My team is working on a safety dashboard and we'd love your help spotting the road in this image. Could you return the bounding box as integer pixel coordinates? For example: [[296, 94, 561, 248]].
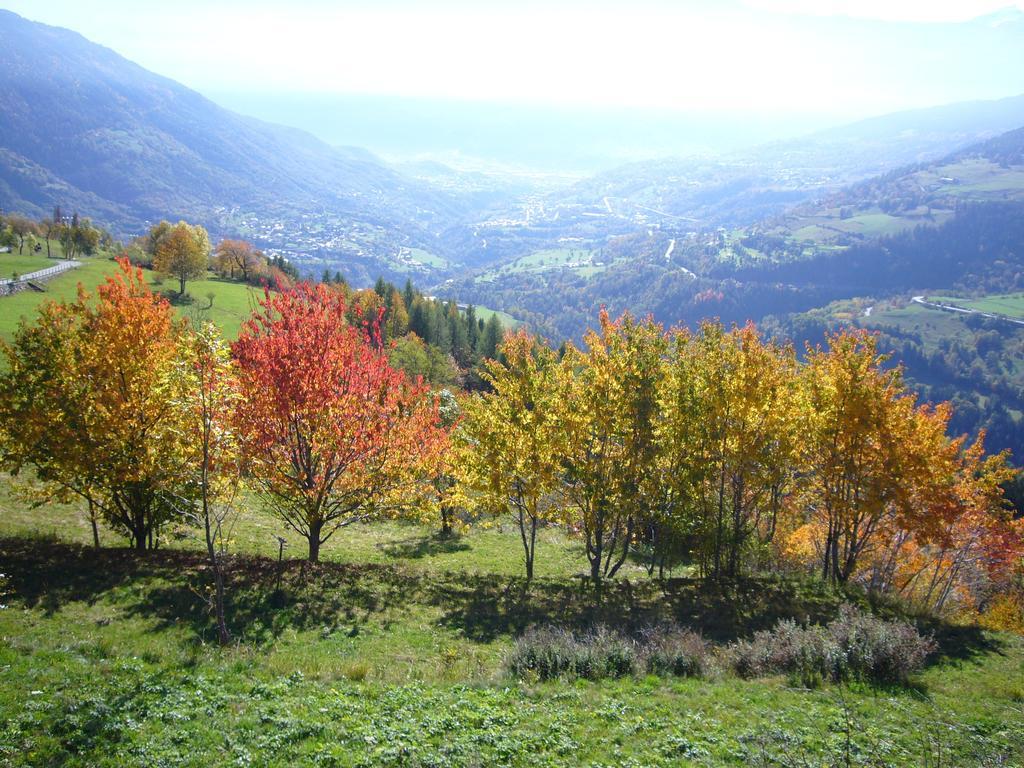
[[663, 238, 676, 263]]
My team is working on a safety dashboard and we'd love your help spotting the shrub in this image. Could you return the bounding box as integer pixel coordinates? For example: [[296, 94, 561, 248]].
[[730, 605, 935, 685], [506, 626, 639, 681], [827, 603, 936, 683], [642, 626, 711, 678]]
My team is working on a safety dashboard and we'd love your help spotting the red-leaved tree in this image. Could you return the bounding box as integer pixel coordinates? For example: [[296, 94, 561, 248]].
[[232, 283, 445, 561]]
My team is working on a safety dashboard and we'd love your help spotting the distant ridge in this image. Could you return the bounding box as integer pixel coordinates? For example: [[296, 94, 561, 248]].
[[0, 9, 460, 238]]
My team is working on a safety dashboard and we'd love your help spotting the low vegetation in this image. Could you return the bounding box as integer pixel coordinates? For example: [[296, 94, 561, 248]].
[[507, 606, 935, 686]]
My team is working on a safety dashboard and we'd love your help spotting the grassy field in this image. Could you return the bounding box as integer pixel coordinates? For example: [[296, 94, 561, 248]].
[[470, 303, 521, 328], [791, 210, 945, 244], [928, 292, 1024, 320], [1, 482, 1022, 766], [0, 251, 54, 279], [478, 248, 601, 282], [0, 256, 265, 344]]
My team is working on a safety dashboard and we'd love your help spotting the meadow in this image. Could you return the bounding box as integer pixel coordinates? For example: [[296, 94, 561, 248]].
[[0, 253, 264, 344], [0, 251, 53, 279], [928, 292, 1024, 321], [478, 248, 602, 282], [2, 251, 1023, 768], [1, 486, 1022, 767]]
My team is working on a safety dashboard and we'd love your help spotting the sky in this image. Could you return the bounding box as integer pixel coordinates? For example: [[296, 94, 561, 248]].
[[4, 0, 1024, 118]]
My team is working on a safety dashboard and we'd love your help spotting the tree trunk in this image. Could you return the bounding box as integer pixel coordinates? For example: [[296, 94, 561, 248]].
[[212, 563, 230, 645], [307, 520, 323, 562], [88, 500, 100, 549], [179, 274, 186, 295]]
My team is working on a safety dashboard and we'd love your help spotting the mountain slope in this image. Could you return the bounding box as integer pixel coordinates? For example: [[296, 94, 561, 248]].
[[0, 10, 463, 253]]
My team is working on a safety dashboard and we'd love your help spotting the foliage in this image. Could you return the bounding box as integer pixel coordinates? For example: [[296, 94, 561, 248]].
[[0, 258, 190, 550], [151, 220, 211, 295], [558, 310, 666, 585], [455, 330, 564, 579], [212, 238, 266, 284], [174, 322, 243, 643], [232, 283, 446, 561]]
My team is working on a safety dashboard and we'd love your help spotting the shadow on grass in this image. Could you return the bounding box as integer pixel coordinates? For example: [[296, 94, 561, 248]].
[[377, 532, 471, 559], [0, 536, 1002, 667]]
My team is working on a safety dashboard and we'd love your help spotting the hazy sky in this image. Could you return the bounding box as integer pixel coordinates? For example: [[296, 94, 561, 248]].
[[4, 0, 1024, 117]]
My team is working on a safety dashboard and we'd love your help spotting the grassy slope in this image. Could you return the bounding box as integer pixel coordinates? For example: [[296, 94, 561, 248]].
[[928, 292, 1024, 320], [1, 487, 1022, 766], [776, 158, 1024, 250], [478, 248, 600, 282], [0, 255, 264, 344], [0, 251, 53, 279]]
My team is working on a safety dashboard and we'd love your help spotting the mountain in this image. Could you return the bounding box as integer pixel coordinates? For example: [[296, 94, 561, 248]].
[[445, 123, 1024, 339], [0, 9, 481, 284], [545, 93, 1024, 229]]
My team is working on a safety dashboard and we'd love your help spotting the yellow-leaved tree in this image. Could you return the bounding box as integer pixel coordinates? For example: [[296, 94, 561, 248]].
[[454, 330, 563, 580], [558, 311, 665, 587], [154, 221, 210, 295]]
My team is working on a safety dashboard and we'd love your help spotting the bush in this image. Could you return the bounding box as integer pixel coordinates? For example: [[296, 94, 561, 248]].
[[828, 603, 936, 683], [730, 604, 935, 686], [508, 625, 711, 681], [642, 626, 711, 678], [507, 626, 639, 681]]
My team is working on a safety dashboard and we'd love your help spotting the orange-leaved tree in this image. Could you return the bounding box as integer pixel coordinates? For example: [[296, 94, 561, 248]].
[[232, 283, 446, 562], [0, 258, 190, 550]]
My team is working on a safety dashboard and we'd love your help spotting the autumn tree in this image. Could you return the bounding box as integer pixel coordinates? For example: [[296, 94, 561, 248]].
[[142, 220, 173, 256], [39, 216, 61, 258], [558, 311, 665, 587], [154, 221, 210, 295], [59, 216, 100, 260], [663, 323, 800, 580], [233, 283, 445, 562], [431, 389, 461, 537], [214, 239, 265, 283], [0, 259, 190, 550], [175, 323, 242, 644], [455, 331, 563, 579], [793, 331, 1006, 584]]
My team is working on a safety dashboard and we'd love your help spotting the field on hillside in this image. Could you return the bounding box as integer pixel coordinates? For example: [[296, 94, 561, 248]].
[[1, 483, 1023, 766], [478, 248, 601, 282], [0, 251, 53, 278], [928, 292, 1024, 320], [0, 255, 264, 344]]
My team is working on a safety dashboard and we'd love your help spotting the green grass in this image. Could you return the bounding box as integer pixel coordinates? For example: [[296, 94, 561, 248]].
[[928, 292, 1024, 320], [0, 256, 264, 344], [155, 274, 264, 340], [406, 248, 449, 269], [478, 248, 599, 282], [1, 480, 1023, 765], [470, 304, 521, 328], [0, 251, 54, 278], [792, 211, 937, 243]]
